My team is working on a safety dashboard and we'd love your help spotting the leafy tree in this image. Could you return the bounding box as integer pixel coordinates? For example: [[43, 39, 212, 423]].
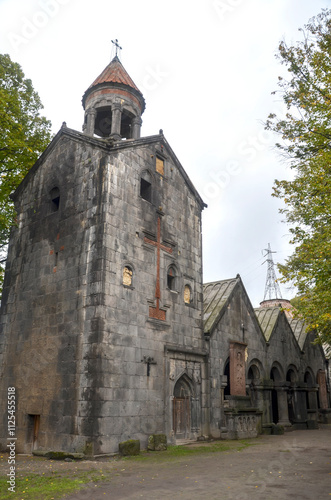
[[265, 9, 331, 345], [0, 54, 52, 293], [289, 296, 302, 311]]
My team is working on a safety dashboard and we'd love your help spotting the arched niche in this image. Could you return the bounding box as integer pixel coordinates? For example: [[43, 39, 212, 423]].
[[247, 359, 264, 383], [270, 363, 284, 383], [286, 365, 298, 383]]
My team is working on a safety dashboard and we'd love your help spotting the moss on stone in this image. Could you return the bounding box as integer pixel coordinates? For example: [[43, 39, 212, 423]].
[[147, 434, 167, 451], [271, 424, 284, 435], [83, 441, 93, 457], [33, 450, 85, 460], [118, 439, 140, 456]]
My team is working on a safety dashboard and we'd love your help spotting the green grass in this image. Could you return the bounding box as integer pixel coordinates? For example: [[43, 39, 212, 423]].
[[0, 470, 111, 500], [125, 439, 254, 461]]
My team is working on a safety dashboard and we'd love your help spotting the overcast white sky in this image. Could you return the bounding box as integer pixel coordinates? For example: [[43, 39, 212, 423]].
[[1, 0, 330, 306]]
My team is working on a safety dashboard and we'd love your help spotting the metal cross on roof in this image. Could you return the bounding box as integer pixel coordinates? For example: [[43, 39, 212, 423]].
[[111, 39, 122, 57]]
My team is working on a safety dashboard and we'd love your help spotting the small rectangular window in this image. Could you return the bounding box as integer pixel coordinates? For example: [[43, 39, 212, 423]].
[[140, 178, 152, 202], [156, 157, 164, 176]]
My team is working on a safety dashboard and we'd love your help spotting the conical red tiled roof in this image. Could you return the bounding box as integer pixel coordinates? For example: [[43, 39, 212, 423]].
[[88, 56, 141, 93]]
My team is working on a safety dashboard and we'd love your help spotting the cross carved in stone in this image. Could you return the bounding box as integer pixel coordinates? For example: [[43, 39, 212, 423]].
[[144, 216, 172, 321], [141, 355, 157, 377]]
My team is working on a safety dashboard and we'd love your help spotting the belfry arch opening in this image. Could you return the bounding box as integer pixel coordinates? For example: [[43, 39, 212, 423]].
[[120, 109, 135, 138], [94, 107, 112, 137], [82, 56, 145, 140], [93, 106, 137, 139]]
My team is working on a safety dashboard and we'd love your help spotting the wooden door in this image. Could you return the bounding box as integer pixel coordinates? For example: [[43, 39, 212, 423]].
[[173, 397, 190, 438]]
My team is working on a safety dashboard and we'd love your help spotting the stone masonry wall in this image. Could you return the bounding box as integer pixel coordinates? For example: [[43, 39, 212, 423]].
[[208, 285, 266, 438], [0, 134, 116, 453], [0, 131, 205, 454], [81, 138, 205, 453]]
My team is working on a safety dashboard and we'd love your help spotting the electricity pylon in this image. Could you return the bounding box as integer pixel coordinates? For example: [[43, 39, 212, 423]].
[[262, 243, 282, 300]]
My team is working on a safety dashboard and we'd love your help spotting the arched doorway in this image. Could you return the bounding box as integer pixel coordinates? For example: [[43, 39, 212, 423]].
[[173, 375, 193, 439]]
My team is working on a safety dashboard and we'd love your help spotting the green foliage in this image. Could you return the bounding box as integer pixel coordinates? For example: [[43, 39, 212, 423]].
[[265, 9, 331, 345], [0, 54, 52, 293], [289, 296, 303, 311]]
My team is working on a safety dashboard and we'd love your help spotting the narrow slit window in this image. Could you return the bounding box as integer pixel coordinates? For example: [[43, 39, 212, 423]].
[[50, 187, 60, 212]]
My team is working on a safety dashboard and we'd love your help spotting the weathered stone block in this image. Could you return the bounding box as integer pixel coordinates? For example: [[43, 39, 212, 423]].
[[147, 433, 167, 451], [318, 409, 331, 424], [262, 424, 273, 435], [271, 424, 284, 435], [118, 439, 140, 456], [307, 419, 318, 429]]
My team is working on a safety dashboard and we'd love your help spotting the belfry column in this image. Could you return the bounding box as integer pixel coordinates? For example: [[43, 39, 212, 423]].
[[110, 103, 122, 140], [132, 116, 142, 139], [85, 108, 97, 136]]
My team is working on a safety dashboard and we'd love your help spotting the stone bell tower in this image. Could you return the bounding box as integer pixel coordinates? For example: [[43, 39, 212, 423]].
[[82, 55, 145, 140], [0, 47, 207, 456]]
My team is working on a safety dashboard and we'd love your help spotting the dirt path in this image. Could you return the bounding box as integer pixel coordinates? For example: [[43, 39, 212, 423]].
[[1, 428, 330, 499], [63, 428, 331, 500]]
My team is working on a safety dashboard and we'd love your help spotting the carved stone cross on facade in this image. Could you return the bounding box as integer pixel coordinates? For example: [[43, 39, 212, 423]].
[[141, 356, 157, 377], [144, 215, 172, 321], [229, 341, 247, 396]]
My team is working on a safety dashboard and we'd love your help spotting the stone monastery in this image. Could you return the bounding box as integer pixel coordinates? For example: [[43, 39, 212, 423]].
[[0, 56, 330, 455]]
